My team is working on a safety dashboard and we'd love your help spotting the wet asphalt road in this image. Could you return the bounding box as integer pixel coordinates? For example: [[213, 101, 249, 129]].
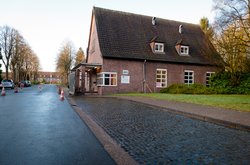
[[0, 85, 115, 165]]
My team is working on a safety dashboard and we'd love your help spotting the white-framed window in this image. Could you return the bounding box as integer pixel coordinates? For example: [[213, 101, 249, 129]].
[[156, 69, 167, 88], [97, 72, 117, 86], [206, 72, 215, 87], [180, 46, 189, 55], [184, 70, 194, 85], [154, 43, 164, 53]]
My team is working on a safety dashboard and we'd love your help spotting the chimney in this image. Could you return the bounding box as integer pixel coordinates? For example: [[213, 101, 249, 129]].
[[179, 24, 183, 34], [152, 17, 156, 26]]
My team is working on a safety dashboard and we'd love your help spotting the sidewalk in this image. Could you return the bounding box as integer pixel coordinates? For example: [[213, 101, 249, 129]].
[[115, 96, 250, 131], [69, 95, 250, 164]]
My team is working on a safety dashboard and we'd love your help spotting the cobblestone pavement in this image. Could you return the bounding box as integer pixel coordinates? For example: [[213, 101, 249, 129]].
[[75, 97, 250, 165]]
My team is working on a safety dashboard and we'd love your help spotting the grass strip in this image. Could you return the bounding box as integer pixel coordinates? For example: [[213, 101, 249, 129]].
[[115, 93, 250, 112]]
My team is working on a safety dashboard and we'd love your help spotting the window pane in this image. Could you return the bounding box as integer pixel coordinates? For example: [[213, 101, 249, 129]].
[[156, 69, 167, 88], [155, 43, 164, 52], [111, 78, 116, 85], [104, 78, 110, 85], [111, 74, 116, 78]]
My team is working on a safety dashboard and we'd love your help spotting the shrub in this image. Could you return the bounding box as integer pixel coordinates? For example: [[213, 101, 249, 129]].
[[160, 84, 215, 94], [210, 72, 250, 94], [160, 72, 250, 94]]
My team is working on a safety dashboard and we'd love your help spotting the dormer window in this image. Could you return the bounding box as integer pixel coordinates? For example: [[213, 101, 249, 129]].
[[180, 46, 189, 55], [154, 43, 164, 53]]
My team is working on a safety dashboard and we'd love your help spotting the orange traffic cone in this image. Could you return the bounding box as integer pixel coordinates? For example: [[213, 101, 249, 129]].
[[1, 87, 6, 96], [60, 89, 64, 101], [20, 83, 24, 90], [14, 86, 18, 93]]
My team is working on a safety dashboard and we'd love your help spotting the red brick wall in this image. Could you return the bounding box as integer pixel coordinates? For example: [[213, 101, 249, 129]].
[[99, 58, 222, 95]]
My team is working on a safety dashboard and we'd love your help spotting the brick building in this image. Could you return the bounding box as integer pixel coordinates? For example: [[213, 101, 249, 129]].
[[37, 71, 62, 84], [71, 7, 223, 95]]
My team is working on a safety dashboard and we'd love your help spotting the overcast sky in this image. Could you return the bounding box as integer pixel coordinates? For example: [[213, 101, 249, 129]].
[[0, 0, 215, 72]]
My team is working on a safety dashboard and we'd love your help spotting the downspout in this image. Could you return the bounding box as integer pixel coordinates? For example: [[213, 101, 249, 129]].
[[143, 59, 146, 93]]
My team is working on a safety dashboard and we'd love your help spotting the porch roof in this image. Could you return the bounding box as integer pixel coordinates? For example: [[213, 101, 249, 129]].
[[71, 63, 102, 71]]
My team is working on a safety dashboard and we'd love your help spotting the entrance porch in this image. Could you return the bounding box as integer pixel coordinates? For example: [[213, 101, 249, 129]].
[[69, 63, 102, 95]]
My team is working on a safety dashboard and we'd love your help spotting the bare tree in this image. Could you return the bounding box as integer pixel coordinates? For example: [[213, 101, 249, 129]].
[[56, 41, 75, 85], [10, 33, 40, 83], [0, 48, 2, 81], [10, 30, 25, 82], [0, 25, 16, 79], [0, 25, 41, 82], [213, 0, 250, 47], [212, 0, 250, 84]]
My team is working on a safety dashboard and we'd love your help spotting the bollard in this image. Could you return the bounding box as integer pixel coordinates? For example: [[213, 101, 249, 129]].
[[38, 85, 42, 92], [14, 86, 18, 93], [1, 87, 6, 96], [60, 89, 64, 101]]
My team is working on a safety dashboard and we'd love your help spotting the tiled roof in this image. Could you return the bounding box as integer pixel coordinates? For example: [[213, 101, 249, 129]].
[[94, 7, 223, 66]]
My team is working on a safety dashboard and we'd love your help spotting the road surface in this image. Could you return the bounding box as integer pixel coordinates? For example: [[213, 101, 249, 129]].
[[0, 84, 115, 165]]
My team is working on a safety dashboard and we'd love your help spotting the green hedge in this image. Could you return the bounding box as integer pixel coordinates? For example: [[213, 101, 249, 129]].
[[210, 72, 250, 94], [160, 72, 250, 94], [160, 84, 216, 94]]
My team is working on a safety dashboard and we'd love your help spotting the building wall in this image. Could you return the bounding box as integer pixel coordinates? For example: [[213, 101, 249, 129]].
[[99, 58, 221, 95], [87, 15, 103, 64], [100, 59, 144, 94]]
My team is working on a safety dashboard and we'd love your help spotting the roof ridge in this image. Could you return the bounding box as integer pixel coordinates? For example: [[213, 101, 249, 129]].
[[93, 6, 200, 27]]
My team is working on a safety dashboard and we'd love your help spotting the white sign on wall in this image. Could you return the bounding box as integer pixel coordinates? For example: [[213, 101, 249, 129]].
[[122, 70, 129, 75], [121, 75, 130, 84]]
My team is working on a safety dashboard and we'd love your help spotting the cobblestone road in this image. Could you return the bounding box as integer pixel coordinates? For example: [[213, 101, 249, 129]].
[[75, 97, 250, 165]]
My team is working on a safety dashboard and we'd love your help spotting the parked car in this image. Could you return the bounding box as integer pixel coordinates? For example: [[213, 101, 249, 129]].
[[1, 79, 15, 89], [19, 80, 32, 87]]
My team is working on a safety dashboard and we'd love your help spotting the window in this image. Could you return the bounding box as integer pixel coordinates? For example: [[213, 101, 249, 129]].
[[97, 72, 117, 86], [156, 69, 167, 88], [154, 43, 164, 53], [184, 70, 194, 85], [206, 72, 215, 87], [180, 46, 189, 55]]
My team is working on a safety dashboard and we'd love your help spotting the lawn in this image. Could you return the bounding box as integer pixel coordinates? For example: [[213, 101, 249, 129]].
[[115, 93, 250, 112]]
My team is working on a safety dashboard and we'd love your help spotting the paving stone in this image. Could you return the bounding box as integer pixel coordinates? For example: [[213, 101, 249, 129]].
[[75, 97, 250, 165]]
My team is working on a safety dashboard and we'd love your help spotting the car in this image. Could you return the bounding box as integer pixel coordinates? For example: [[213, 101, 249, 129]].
[[1, 79, 15, 89], [19, 80, 32, 87]]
